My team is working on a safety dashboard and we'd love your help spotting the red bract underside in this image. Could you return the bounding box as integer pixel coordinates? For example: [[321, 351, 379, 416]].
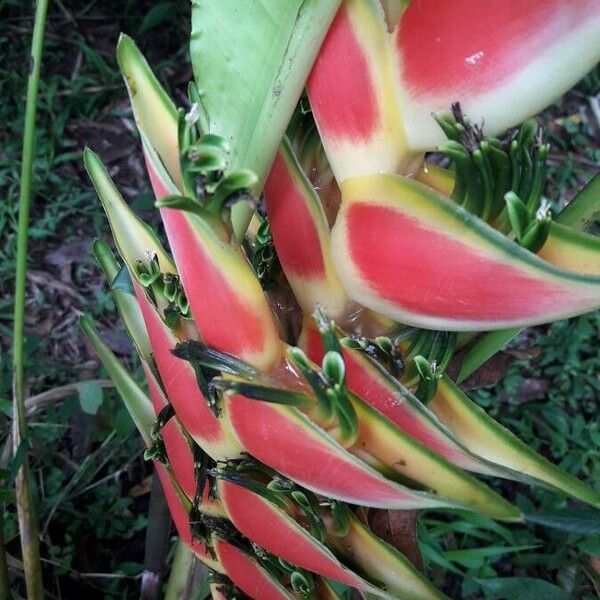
[[265, 151, 326, 277], [214, 539, 292, 600], [346, 202, 564, 321], [302, 325, 477, 469], [220, 480, 362, 587], [399, 0, 592, 97], [155, 465, 215, 565], [145, 365, 197, 499], [226, 394, 429, 507], [144, 153, 279, 367], [135, 283, 226, 447], [307, 5, 378, 139], [161, 208, 268, 357]]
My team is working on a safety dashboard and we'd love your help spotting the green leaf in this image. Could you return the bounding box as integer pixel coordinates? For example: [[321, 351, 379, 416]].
[[111, 265, 135, 296], [0, 397, 11, 417], [420, 541, 464, 576], [475, 577, 574, 600], [75, 40, 112, 78], [558, 171, 600, 231], [524, 508, 600, 534], [577, 537, 600, 556], [138, 3, 175, 34], [458, 328, 521, 383], [117, 561, 145, 575], [442, 545, 538, 569], [76, 381, 104, 415], [190, 0, 341, 240], [80, 315, 155, 444]]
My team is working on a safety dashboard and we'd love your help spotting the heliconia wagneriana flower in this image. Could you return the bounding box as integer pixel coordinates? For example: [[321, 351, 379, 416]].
[[82, 2, 600, 598]]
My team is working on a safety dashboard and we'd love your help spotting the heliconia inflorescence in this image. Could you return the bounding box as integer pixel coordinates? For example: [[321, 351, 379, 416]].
[[82, 2, 600, 598]]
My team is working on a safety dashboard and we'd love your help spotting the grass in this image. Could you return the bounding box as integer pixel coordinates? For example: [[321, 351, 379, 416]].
[[421, 313, 600, 599], [0, 2, 599, 598]]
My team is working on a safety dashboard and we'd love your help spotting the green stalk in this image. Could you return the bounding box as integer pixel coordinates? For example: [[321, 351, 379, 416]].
[[0, 511, 9, 600], [11, 1, 51, 598], [164, 539, 205, 600], [140, 476, 172, 600]]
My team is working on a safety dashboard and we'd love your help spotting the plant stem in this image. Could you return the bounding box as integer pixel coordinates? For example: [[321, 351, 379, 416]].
[[164, 540, 205, 600], [140, 475, 172, 600], [0, 511, 9, 600], [12, 0, 51, 598]]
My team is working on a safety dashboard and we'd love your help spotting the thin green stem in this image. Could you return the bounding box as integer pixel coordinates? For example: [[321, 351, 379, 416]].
[[164, 539, 205, 600], [12, 1, 51, 598], [0, 510, 9, 600]]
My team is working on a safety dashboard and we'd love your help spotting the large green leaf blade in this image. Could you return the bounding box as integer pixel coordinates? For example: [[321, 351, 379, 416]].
[[190, 0, 341, 239]]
